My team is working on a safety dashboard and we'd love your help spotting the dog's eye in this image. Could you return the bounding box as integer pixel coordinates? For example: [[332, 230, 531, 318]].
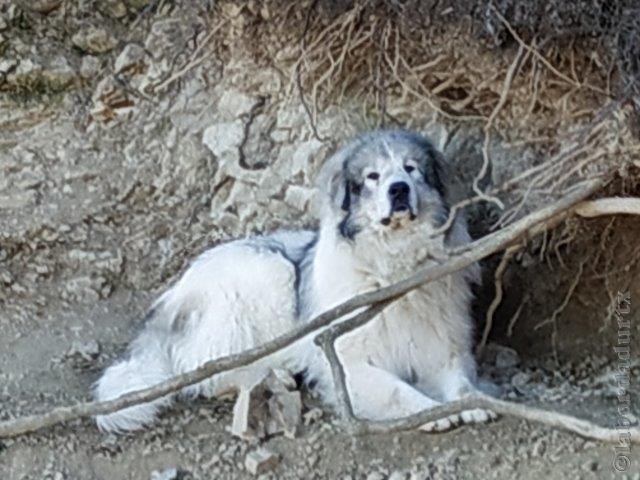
[[351, 183, 361, 195], [366, 172, 380, 181], [404, 165, 416, 174]]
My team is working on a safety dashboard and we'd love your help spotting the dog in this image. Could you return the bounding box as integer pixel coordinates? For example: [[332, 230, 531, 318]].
[[94, 129, 495, 433]]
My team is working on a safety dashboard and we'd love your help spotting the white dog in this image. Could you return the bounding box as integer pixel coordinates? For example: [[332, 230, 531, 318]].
[[94, 130, 495, 433]]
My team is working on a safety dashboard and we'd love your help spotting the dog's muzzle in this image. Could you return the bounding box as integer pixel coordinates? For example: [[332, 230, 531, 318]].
[[381, 181, 416, 226]]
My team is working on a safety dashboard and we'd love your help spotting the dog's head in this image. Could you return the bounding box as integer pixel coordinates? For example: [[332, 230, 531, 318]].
[[316, 130, 448, 239]]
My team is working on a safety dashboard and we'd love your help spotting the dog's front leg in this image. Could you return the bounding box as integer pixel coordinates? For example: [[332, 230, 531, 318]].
[[419, 364, 497, 432], [344, 362, 440, 420]]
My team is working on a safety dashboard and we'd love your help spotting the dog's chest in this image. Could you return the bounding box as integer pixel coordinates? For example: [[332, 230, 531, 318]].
[[308, 236, 472, 380], [312, 253, 458, 344]]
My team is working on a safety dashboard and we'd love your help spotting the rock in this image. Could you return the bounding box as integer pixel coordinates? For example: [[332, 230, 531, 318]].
[[202, 121, 245, 158], [144, 19, 191, 61], [114, 44, 147, 75], [80, 56, 101, 79], [284, 185, 314, 211], [64, 338, 101, 370], [6, 56, 76, 93], [99, 0, 128, 18], [62, 275, 109, 302], [230, 368, 302, 440], [126, 0, 152, 9], [510, 371, 531, 393], [72, 27, 118, 54], [150, 468, 192, 480], [42, 56, 76, 86], [0, 58, 17, 75], [494, 345, 520, 369], [303, 407, 323, 426], [20, 0, 62, 14], [66, 339, 100, 362], [366, 473, 385, 480], [90, 76, 135, 122], [291, 139, 325, 174], [244, 448, 279, 476], [0, 269, 13, 285], [389, 471, 408, 480], [0, 191, 37, 209], [231, 388, 252, 437], [217, 90, 258, 118]]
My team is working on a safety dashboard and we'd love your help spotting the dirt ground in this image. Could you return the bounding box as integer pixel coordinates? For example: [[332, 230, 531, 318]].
[[1, 1, 639, 479]]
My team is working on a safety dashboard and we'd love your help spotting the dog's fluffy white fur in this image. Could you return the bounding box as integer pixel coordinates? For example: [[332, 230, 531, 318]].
[[95, 130, 493, 433]]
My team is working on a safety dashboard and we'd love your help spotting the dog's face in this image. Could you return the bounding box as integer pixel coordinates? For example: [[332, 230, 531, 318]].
[[318, 130, 448, 239]]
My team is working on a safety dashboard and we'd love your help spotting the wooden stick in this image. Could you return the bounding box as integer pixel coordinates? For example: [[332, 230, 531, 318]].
[[0, 177, 604, 439], [352, 392, 640, 443], [575, 197, 640, 217]]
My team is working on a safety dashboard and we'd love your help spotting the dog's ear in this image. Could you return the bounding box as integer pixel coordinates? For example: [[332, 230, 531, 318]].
[[422, 142, 447, 199], [315, 143, 356, 217]]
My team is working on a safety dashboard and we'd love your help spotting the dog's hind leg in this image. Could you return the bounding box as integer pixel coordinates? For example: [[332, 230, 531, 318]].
[[344, 363, 440, 420]]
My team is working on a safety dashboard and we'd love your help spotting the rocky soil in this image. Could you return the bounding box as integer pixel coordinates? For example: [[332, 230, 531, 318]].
[[1, 1, 638, 479]]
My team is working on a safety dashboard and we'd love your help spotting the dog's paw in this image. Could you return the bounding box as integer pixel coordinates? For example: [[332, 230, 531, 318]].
[[459, 408, 497, 424], [419, 413, 461, 432], [419, 408, 497, 433]]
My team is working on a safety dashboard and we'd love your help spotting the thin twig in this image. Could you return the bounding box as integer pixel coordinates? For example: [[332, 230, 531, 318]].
[[473, 44, 526, 210], [490, 6, 607, 96], [507, 294, 528, 337], [477, 244, 520, 355], [314, 299, 396, 421]]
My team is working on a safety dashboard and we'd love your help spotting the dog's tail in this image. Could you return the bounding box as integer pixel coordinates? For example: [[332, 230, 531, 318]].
[[94, 320, 176, 434]]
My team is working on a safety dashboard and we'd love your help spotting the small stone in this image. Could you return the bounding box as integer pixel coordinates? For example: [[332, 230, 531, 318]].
[[244, 448, 279, 476], [510, 371, 531, 392], [72, 27, 118, 54], [0, 269, 13, 285], [303, 407, 323, 426], [67, 339, 100, 360], [114, 43, 147, 75], [366, 473, 385, 480], [531, 438, 546, 457], [23, 0, 62, 14], [0, 58, 17, 74], [80, 56, 101, 79], [581, 460, 598, 472], [126, 0, 152, 9], [100, 0, 128, 18], [35, 264, 49, 275], [389, 471, 408, 480], [217, 90, 257, 118], [495, 346, 520, 369], [6, 56, 76, 92], [284, 185, 314, 211], [150, 467, 180, 480], [202, 121, 245, 157], [230, 368, 302, 440]]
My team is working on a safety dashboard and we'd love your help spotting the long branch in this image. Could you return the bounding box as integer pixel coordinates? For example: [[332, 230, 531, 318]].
[[0, 177, 604, 439], [352, 393, 640, 443]]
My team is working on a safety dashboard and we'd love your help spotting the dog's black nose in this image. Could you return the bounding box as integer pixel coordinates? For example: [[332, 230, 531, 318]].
[[388, 181, 410, 206]]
